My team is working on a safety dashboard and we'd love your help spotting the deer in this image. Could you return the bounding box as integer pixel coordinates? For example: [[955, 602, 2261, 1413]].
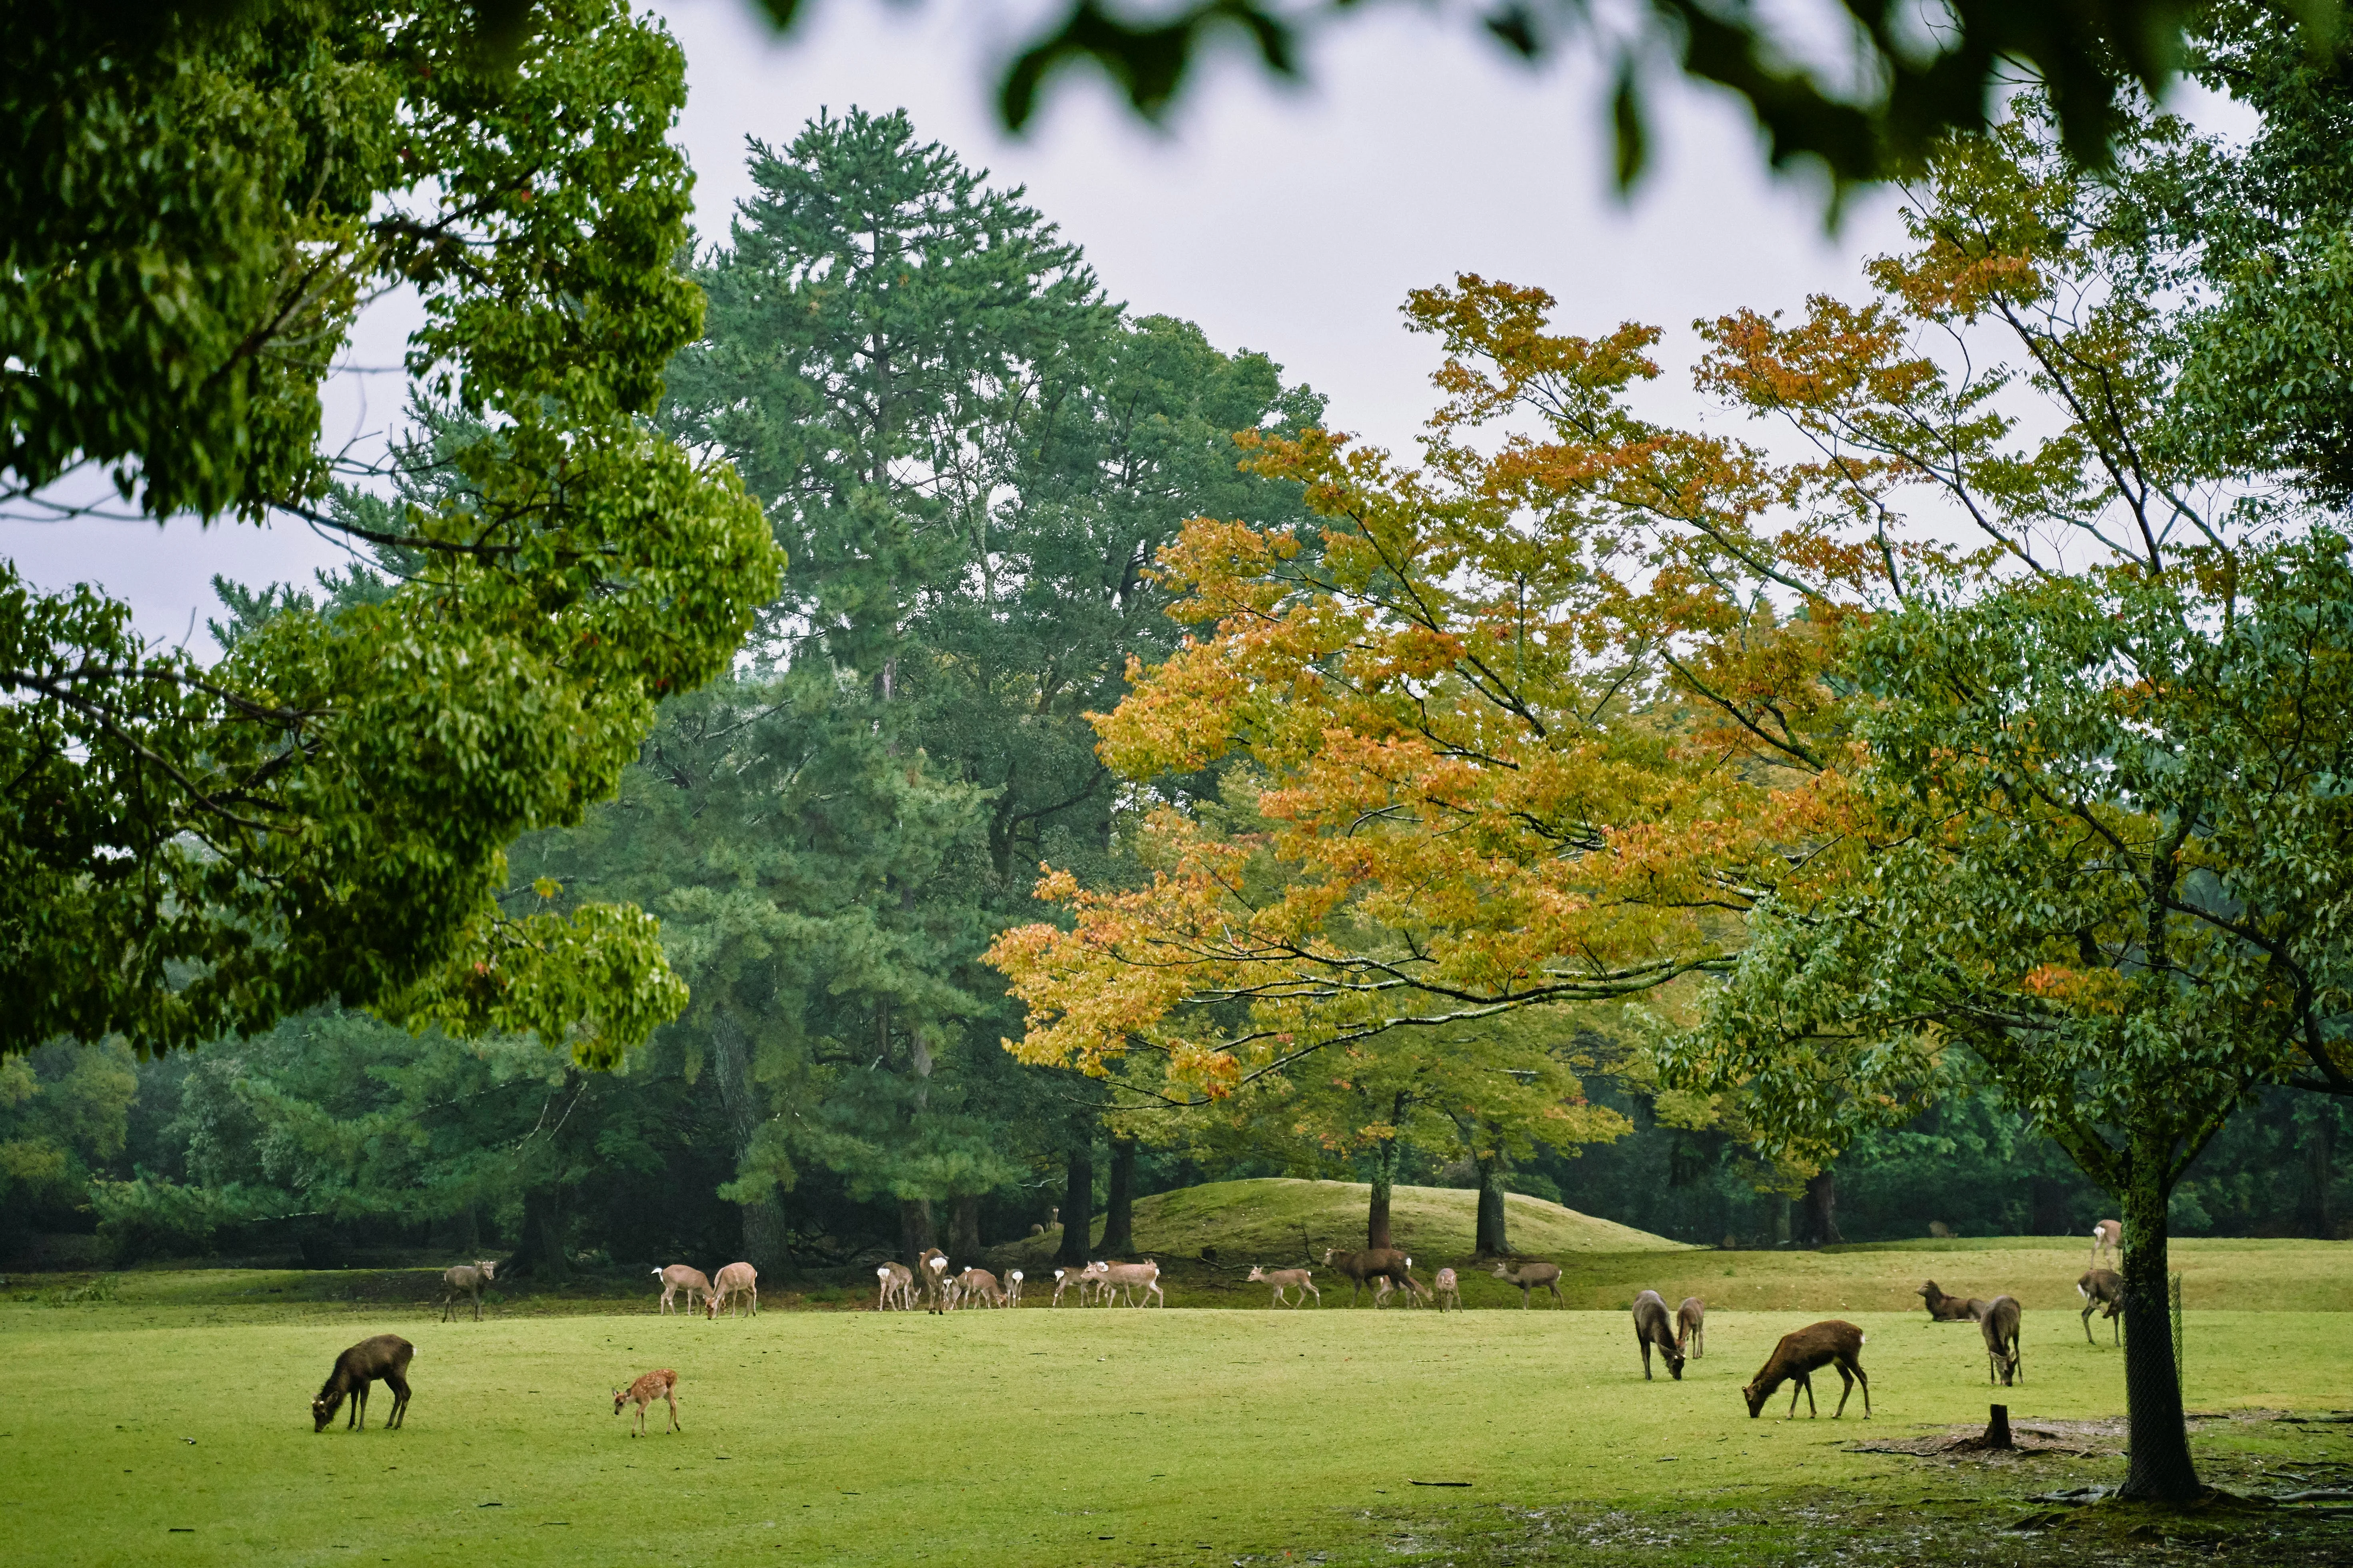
[[705, 1261, 758, 1319], [1633, 1290, 1686, 1380], [2089, 1219, 2123, 1269], [613, 1369, 680, 1436], [1006, 1269, 1024, 1307], [1432, 1267, 1461, 1312], [1743, 1320, 1870, 1420], [919, 1248, 951, 1314], [1916, 1280, 1989, 1322], [1927, 1221, 1955, 1239], [1676, 1296, 1706, 1359], [1981, 1295, 2022, 1386], [2077, 1269, 2125, 1345], [439, 1260, 497, 1322], [1489, 1258, 1564, 1308], [1049, 1263, 1100, 1307], [312, 1334, 414, 1432], [875, 1262, 915, 1311], [957, 1267, 1006, 1307], [1323, 1247, 1415, 1307], [1100, 1260, 1164, 1307], [1247, 1265, 1319, 1308], [653, 1264, 711, 1316]]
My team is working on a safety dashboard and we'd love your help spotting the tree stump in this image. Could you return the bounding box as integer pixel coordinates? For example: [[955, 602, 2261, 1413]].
[[1984, 1403, 2014, 1449]]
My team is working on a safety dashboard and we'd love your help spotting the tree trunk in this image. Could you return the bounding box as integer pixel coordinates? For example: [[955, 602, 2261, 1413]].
[[1367, 1165, 1393, 1251], [1800, 1169, 1842, 1247], [1100, 1137, 1136, 1256], [1474, 1147, 1509, 1257], [1057, 1130, 1095, 1266], [899, 1198, 935, 1265], [709, 1009, 789, 1274], [2299, 1106, 2336, 1239], [949, 1193, 982, 1259], [505, 1186, 570, 1283], [2117, 1158, 2201, 1502]]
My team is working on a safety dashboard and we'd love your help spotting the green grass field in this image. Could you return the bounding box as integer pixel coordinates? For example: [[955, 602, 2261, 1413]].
[[6, 1242, 2352, 1566]]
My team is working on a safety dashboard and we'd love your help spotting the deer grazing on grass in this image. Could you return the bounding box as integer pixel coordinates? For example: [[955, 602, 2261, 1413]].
[[1632, 1290, 1686, 1380], [956, 1267, 1006, 1308], [1916, 1280, 1989, 1322], [919, 1248, 951, 1314], [2089, 1219, 2123, 1269], [1981, 1295, 2022, 1386], [1676, 1297, 1706, 1359], [875, 1262, 915, 1311], [1322, 1247, 1416, 1307], [705, 1261, 758, 1318], [312, 1334, 414, 1432], [1050, 1262, 1101, 1306], [2077, 1269, 2124, 1345], [1490, 1258, 1564, 1308], [1100, 1260, 1164, 1307], [439, 1260, 497, 1322], [653, 1264, 711, 1316], [613, 1369, 680, 1436], [1743, 1321, 1870, 1420], [1248, 1265, 1319, 1308], [1432, 1267, 1461, 1312]]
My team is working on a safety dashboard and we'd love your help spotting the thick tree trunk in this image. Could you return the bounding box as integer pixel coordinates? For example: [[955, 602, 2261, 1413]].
[[2300, 1108, 2336, 1239], [1800, 1170, 1842, 1247], [899, 1198, 936, 1265], [2118, 1160, 2200, 1502], [1100, 1137, 1137, 1256], [948, 1193, 982, 1259], [709, 1009, 788, 1274], [1474, 1149, 1510, 1257], [1057, 1131, 1095, 1266], [505, 1187, 570, 1283], [1367, 1165, 1393, 1251]]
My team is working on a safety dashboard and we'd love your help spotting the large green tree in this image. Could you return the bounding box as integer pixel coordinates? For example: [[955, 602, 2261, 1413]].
[[1, 0, 778, 1061]]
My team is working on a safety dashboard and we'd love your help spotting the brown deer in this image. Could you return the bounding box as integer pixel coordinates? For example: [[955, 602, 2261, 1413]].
[[1323, 1247, 1415, 1307], [956, 1267, 1006, 1308], [1742, 1320, 1870, 1420], [1432, 1267, 1461, 1312], [1100, 1260, 1165, 1307], [1676, 1296, 1706, 1359], [2077, 1269, 2124, 1345], [1916, 1280, 1989, 1322], [312, 1334, 414, 1432], [613, 1369, 680, 1436], [2089, 1219, 2123, 1269], [1633, 1290, 1686, 1380], [705, 1261, 758, 1318], [1247, 1265, 1319, 1308], [875, 1262, 915, 1311], [1980, 1295, 2022, 1386], [1489, 1258, 1564, 1308], [439, 1260, 497, 1322], [652, 1264, 710, 1315], [919, 1248, 951, 1314], [1006, 1269, 1025, 1307]]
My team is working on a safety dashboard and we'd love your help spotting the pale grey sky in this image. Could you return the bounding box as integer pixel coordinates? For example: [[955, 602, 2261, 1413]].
[[5, 0, 1920, 647]]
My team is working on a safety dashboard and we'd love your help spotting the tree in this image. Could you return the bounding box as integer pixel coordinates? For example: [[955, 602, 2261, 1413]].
[[1, 0, 779, 1061]]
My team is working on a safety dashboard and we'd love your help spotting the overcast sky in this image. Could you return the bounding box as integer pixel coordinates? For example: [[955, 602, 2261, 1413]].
[[5, 0, 1922, 649]]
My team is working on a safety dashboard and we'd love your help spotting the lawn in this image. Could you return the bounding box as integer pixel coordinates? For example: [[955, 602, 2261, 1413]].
[[6, 1268, 2351, 1566]]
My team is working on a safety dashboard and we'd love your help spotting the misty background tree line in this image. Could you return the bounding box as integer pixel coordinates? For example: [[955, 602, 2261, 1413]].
[[6, 103, 2349, 1282]]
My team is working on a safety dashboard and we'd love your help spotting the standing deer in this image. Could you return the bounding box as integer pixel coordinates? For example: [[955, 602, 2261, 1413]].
[[1431, 1267, 1461, 1312], [919, 1249, 951, 1314], [312, 1334, 414, 1432], [439, 1260, 497, 1322], [1916, 1280, 1989, 1322], [1676, 1296, 1706, 1359], [1006, 1269, 1025, 1307], [875, 1262, 915, 1311], [1743, 1320, 1870, 1420], [1981, 1295, 2022, 1386], [613, 1369, 680, 1436], [1633, 1290, 1686, 1380], [2077, 1269, 2124, 1345], [1100, 1260, 1164, 1307], [1247, 1265, 1319, 1308], [705, 1261, 758, 1318], [1323, 1247, 1415, 1307], [653, 1265, 710, 1316], [2089, 1219, 2123, 1269], [1490, 1258, 1564, 1308], [1050, 1263, 1100, 1307], [957, 1267, 1006, 1307]]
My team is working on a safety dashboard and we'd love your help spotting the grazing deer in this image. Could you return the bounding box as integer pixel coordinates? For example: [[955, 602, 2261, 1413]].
[[875, 1262, 915, 1311], [653, 1264, 710, 1316], [1916, 1280, 1989, 1322], [2090, 1219, 2123, 1269], [919, 1248, 951, 1314], [957, 1267, 1006, 1307], [312, 1334, 414, 1432], [1743, 1320, 1870, 1420], [1006, 1269, 1024, 1307], [1676, 1296, 1706, 1359], [1632, 1290, 1686, 1380], [1489, 1258, 1564, 1309], [439, 1260, 497, 1322], [2077, 1269, 2125, 1345], [1323, 1247, 1415, 1307], [705, 1261, 758, 1319], [1247, 1265, 1319, 1308], [1927, 1221, 1955, 1239], [1049, 1263, 1100, 1307], [1981, 1295, 2022, 1386], [1432, 1267, 1461, 1312], [1100, 1260, 1164, 1307], [613, 1369, 680, 1436]]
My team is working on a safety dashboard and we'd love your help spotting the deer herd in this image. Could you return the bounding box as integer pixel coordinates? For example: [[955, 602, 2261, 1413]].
[[309, 1215, 2136, 1438]]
